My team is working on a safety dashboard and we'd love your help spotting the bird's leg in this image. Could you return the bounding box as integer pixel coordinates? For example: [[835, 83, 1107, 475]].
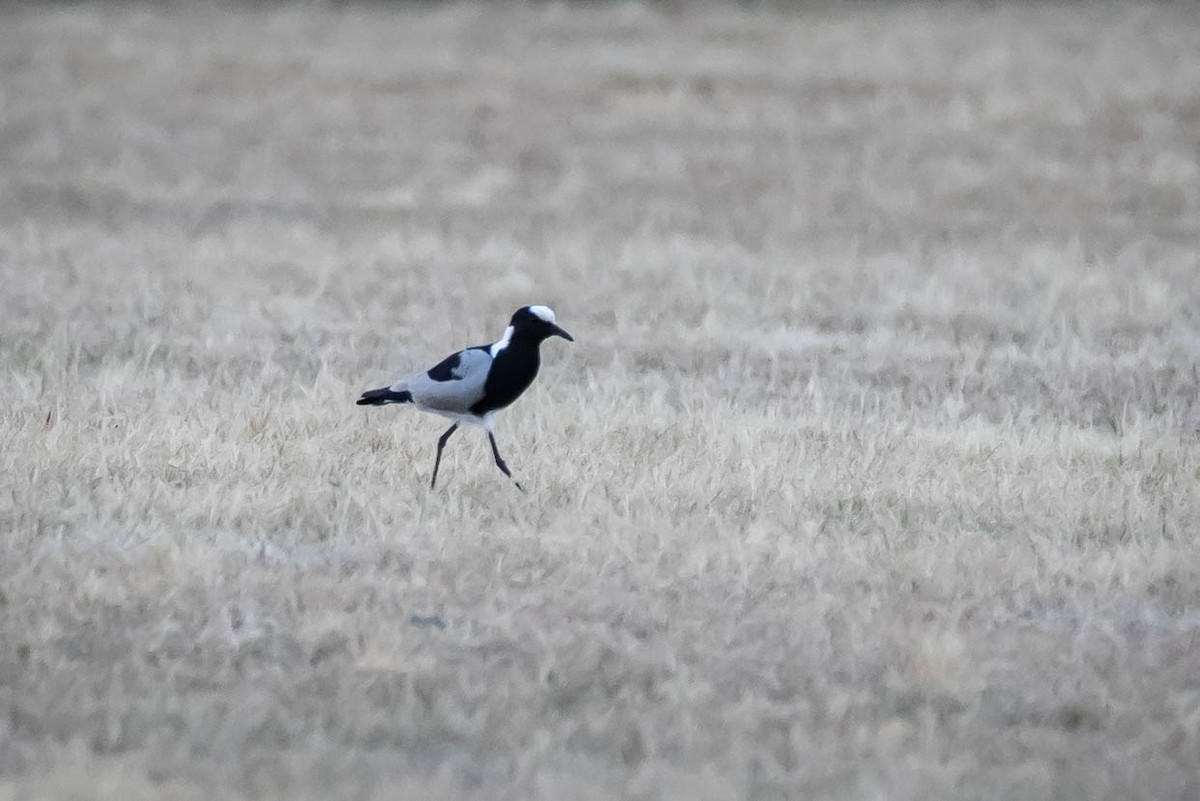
[[431, 423, 458, 489], [488, 432, 524, 492]]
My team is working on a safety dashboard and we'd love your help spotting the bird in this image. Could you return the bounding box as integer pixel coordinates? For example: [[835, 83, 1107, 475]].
[[356, 305, 574, 490]]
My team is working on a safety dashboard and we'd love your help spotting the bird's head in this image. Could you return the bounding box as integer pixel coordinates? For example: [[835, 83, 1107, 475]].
[[511, 305, 574, 342]]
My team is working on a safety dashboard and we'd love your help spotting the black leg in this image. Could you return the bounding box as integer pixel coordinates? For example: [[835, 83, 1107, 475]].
[[431, 424, 458, 489], [488, 432, 524, 492]]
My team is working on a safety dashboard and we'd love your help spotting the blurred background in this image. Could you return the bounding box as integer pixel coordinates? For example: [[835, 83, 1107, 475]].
[[4, 2, 1198, 423], [2, 3, 1199, 800]]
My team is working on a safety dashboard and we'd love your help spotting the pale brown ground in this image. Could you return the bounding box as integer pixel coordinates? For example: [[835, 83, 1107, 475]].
[[2, 3, 1199, 799]]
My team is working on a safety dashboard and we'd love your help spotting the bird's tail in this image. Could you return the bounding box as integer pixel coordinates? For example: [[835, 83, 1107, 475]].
[[356, 387, 413, 406]]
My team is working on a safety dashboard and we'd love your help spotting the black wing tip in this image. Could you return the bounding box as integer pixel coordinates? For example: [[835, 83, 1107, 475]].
[[357, 388, 412, 406]]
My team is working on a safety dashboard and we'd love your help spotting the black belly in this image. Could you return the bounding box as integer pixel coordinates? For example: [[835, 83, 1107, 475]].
[[470, 347, 540, 414]]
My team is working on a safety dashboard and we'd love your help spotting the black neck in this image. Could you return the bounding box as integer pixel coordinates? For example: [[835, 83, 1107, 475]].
[[509, 327, 546, 347], [470, 335, 543, 414]]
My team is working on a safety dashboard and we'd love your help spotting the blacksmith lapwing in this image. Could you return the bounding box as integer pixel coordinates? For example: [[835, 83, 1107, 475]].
[[357, 305, 573, 490]]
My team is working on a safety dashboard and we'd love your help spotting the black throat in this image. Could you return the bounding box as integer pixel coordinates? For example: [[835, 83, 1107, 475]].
[[470, 330, 543, 415]]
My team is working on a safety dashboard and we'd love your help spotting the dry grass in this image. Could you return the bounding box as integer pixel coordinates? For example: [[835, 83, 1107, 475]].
[[2, 2, 1200, 799]]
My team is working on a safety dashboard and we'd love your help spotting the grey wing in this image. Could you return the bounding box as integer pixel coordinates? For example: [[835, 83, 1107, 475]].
[[391, 348, 491, 413]]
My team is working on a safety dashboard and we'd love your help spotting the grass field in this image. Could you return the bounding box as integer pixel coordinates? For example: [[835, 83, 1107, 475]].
[[2, 2, 1200, 799]]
